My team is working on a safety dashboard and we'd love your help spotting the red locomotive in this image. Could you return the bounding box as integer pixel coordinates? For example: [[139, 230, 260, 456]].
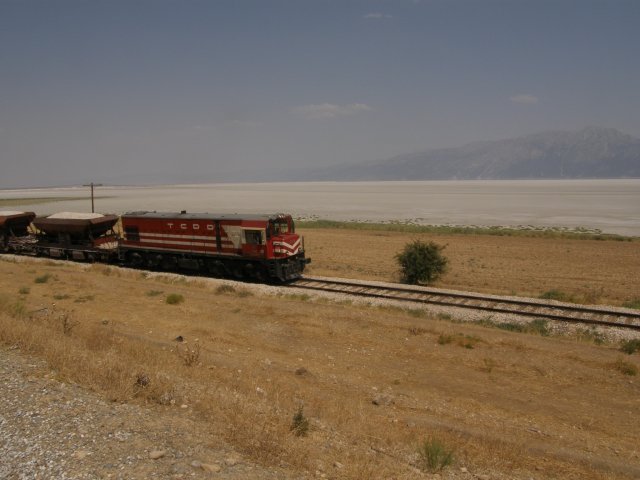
[[0, 210, 309, 282], [120, 211, 307, 281]]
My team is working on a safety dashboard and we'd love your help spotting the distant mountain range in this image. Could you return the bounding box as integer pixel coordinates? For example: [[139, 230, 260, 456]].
[[295, 126, 640, 181]]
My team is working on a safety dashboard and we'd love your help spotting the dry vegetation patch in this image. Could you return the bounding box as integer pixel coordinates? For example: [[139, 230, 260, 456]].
[[1, 257, 640, 479]]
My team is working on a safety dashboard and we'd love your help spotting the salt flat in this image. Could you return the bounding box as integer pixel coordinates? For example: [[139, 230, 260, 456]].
[[2, 179, 639, 235]]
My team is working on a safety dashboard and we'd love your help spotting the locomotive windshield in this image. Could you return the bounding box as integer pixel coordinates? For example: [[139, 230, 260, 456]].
[[271, 217, 294, 235]]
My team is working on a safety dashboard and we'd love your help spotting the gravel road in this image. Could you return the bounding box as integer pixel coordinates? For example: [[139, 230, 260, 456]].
[[0, 346, 298, 480]]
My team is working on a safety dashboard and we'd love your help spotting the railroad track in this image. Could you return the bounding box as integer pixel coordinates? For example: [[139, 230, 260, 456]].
[[289, 277, 640, 331]]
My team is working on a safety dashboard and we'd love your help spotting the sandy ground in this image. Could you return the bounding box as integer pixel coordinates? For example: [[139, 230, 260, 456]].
[[1, 248, 639, 479]]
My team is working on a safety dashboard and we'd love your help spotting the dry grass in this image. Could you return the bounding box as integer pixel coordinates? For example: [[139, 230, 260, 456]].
[[1, 256, 640, 479]]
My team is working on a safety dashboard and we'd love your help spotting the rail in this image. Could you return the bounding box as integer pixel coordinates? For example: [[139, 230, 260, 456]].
[[289, 277, 640, 331]]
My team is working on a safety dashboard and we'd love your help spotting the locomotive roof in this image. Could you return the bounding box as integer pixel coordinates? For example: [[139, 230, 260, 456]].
[[122, 211, 291, 222]]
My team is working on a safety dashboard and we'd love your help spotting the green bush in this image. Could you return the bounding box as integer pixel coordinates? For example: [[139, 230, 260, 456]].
[[478, 318, 550, 337], [290, 406, 310, 437], [539, 289, 573, 302], [165, 293, 185, 305], [34, 273, 52, 284], [396, 240, 448, 284], [622, 298, 640, 309], [613, 358, 638, 376], [620, 339, 640, 355], [416, 437, 454, 472]]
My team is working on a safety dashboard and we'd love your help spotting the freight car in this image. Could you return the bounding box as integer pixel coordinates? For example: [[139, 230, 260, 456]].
[[0, 210, 308, 282], [31, 212, 120, 262], [0, 211, 36, 252]]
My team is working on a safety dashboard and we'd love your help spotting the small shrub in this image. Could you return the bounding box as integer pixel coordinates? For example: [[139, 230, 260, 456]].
[[237, 289, 253, 298], [216, 284, 236, 294], [18, 287, 30, 295], [620, 339, 640, 355], [495, 322, 525, 333], [622, 298, 640, 310], [539, 289, 573, 302], [60, 312, 78, 335], [5, 299, 28, 318], [166, 293, 184, 305], [526, 319, 550, 336], [176, 342, 200, 367], [408, 326, 427, 336], [457, 334, 480, 349], [438, 333, 480, 349], [290, 406, 310, 437], [479, 318, 549, 336], [576, 328, 606, 345], [34, 273, 52, 284], [612, 358, 638, 376], [53, 294, 71, 300], [285, 293, 311, 302], [74, 295, 95, 303], [135, 372, 150, 388], [146, 290, 163, 297], [416, 437, 454, 472], [396, 240, 448, 285]]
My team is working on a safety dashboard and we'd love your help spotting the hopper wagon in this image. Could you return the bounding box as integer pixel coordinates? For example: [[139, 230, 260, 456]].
[[31, 212, 119, 262], [0, 211, 36, 252]]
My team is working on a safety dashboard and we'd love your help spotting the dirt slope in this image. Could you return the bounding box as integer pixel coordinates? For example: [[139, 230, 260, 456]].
[[1, 254, 639, 479]]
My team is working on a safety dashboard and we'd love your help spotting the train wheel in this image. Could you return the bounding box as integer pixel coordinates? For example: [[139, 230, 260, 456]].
[[252, 264, 267, 282], [162, 256, 178, 271], [256, 268, 267, 282], [207, 261, 224, 278], [231, 263, 244, 279], [127, 252, 144, 267]]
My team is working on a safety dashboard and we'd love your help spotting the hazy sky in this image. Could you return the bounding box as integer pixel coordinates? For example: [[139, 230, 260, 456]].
[[1, 0, 639, 188]]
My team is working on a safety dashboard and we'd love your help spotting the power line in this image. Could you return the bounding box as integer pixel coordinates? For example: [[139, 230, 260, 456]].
[[82, 182, 103, 213]]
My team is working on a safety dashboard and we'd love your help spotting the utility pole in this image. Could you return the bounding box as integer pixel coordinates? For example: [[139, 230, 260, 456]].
[[82, 182, 103, 213]]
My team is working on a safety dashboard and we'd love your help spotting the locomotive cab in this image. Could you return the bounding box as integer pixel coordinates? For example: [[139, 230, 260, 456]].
[[268, 214, 301, 257], [265, 214, 309, 280]]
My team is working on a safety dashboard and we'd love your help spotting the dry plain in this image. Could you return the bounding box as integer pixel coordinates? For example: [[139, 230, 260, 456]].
[[1, 229, 640, 479], [299, 228, 640, 306]]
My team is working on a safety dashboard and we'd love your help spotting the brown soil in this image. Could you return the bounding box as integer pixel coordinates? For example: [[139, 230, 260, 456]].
[[301, 229, 640, 305], [1, 252, 639, 479]]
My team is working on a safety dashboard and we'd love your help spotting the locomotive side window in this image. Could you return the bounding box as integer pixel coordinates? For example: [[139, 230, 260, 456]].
[[124, 226, 140, 242], [244, 230, 263, 245]]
